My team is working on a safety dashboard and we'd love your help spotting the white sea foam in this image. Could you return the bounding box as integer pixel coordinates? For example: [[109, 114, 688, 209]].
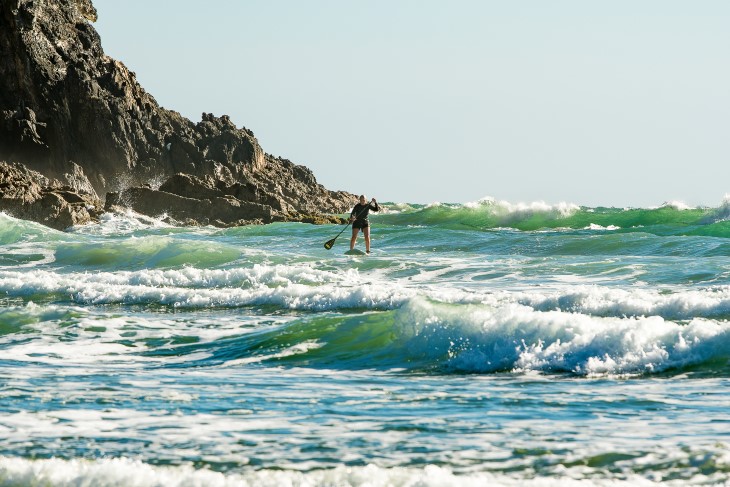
[[584, 223, 620, 231], [0, 264, 412, 310], [3, 258, 730, 376], [381, 202, 418, 213], [3, 263, 730, 320], [464, 196, 580, 217], [70, 208, 179, 236], [396, 298, 730, 375], [4, 287, 729, 376], [0, 456, 724, 487], [0, 301, 292, 367], [511, 285, 730, 320], [711, 195, 730, 222], [659, 200, 695, 211]]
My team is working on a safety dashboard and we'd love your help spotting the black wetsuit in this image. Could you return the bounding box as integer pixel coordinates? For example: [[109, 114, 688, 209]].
[[351, 201, 380, 229]]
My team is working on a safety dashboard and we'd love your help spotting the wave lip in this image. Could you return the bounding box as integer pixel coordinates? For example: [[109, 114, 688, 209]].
[[388, 298, 730, 376]]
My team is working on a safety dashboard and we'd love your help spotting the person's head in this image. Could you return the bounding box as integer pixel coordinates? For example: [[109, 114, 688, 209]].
[[359, 195, 367, 204]]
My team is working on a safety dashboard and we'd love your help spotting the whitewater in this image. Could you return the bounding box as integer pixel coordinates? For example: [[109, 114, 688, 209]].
[[1, 197, 730, 486]]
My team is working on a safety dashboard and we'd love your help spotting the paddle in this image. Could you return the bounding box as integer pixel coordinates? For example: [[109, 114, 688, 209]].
[[324, 202, 373, 250]]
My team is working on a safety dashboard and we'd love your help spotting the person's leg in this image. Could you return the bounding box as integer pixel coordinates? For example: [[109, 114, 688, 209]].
[[364, 226, 371, 253], [350, 227, 359, 250]]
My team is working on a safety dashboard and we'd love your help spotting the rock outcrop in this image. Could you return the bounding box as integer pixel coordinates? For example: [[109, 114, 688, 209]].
[[0, 161, 102, 230], [0, 0, 354, 229]]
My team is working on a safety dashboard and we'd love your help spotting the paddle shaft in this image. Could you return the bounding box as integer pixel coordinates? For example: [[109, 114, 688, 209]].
[[324, 200, 375, 249], [332, 220, 354, 240]]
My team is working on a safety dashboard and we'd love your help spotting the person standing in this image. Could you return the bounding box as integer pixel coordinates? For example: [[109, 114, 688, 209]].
[[350, 195, 380, 253]]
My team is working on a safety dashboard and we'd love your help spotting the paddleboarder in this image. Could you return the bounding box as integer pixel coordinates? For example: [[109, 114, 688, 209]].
[[350, 195, 380, 253]]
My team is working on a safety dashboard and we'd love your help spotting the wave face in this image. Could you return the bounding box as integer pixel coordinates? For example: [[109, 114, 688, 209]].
[[2, 200, 730, 485], [378, 197, 730, 236]]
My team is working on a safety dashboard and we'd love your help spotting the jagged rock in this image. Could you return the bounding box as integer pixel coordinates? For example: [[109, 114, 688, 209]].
[[158, 173, 224, 201], [272, 213, 348, 225], [105, 187, 275, 226], [123, 165, 356, 225], [0, 0, 354, 231], [73, 0, 97, 22], [64, 161, 97, 197], [0, 161, 102, 229]]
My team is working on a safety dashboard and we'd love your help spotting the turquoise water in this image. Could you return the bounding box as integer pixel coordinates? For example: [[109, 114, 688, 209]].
[[1, 198, 730, 486]]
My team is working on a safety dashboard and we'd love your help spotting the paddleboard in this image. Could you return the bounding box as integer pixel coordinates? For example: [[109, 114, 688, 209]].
[[344, 249, 367, 256]]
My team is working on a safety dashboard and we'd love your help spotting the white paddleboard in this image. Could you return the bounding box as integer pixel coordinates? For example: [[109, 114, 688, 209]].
[[344, 249, 367, 256]]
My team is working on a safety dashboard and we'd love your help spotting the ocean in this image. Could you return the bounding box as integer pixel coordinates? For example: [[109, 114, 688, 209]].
[[1, 197, 730, 486]]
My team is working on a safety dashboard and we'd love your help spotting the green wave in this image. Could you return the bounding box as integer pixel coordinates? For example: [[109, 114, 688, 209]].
[[377, 201, 730, 236], [52, 236, 242, 270], [0, 304, 85, 337], [0, 212, 66, 245], [143, 299, 730, 377]]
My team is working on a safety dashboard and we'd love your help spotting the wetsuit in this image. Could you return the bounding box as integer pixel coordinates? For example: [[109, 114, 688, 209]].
[[351, 201, 380, 229]]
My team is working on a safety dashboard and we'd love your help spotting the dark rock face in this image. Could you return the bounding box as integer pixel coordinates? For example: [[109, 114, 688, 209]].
[[0, 0, 354, 228]]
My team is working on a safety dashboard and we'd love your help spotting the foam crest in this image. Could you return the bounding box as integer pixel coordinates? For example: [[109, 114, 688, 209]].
[[513, 285, 730, 320], [71, 208, 177, 236], [464, 196, 580, 217], [584, 223, 620, 231], [0, 265, 412, 310], [5, 262, 730, 320], [711, 195, 730, 223], [660, 200, 695, 211], [396, 299, 730, 375], [380, 202, 419, 213], [0, 456, 720, 487]]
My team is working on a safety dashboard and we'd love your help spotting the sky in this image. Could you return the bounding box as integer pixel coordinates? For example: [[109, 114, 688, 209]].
[[93, 1, 729, 207]]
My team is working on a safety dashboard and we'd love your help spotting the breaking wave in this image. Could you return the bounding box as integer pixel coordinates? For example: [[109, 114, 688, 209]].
[[376, 197, 730, 236]]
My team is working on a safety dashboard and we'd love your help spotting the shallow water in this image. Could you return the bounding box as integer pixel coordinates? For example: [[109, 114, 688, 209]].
[[1, 199, 730, 486]]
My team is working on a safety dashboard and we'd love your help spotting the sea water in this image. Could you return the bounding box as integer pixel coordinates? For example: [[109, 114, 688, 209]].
[[1, 197, 730, 486]]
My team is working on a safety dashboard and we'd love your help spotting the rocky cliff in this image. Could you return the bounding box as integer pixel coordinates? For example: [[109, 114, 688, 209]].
[[0, 0, 353, 228]]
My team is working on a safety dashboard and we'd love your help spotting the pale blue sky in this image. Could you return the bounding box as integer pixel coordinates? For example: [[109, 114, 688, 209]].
[[94, 1, 729, 207]]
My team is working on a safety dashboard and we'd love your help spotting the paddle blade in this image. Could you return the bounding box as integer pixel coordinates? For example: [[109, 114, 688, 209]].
[[324, 237, 336, 250]]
